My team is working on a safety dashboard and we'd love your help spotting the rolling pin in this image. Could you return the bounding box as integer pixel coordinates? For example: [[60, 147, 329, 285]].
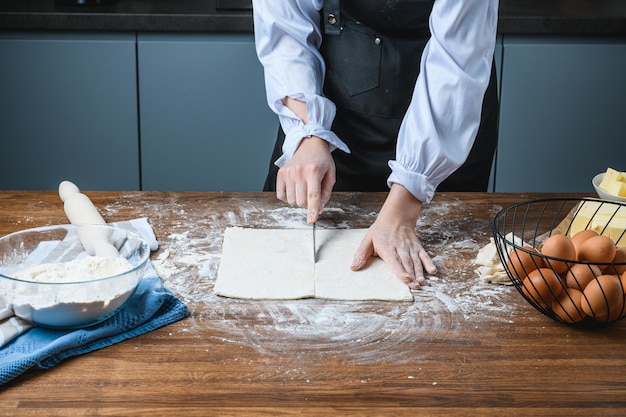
[[58, 180, 119, 257]]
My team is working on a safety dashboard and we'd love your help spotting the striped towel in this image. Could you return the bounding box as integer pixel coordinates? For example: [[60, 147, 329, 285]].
[[0, 302, 33, 347]]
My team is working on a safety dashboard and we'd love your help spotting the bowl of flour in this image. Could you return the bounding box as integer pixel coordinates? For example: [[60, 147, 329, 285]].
[[0, 224, 149, 329]]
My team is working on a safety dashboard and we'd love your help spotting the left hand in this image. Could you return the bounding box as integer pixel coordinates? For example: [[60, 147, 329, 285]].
[[350, 184, 437, 289]]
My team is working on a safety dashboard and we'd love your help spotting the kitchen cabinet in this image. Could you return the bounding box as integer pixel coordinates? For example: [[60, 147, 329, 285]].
[[495, 36, 626, 192], [0, 31, 277, 192], [0, 32, 139, 190], [137, 33, 278, 191], [2, 30, 624, 194]]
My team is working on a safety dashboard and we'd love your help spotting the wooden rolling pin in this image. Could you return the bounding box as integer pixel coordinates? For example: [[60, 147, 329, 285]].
[[58, 180, 119, 257]]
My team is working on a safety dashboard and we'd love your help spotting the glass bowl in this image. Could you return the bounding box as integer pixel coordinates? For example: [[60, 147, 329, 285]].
[[0, 224, 149, 329]]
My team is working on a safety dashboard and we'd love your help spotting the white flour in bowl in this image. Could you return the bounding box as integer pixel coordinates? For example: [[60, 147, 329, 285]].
[[10, 256, 132, 284], [2, 256, 138, 328]]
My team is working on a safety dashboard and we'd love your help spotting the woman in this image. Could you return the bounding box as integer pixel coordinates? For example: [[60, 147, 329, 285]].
[[253, 0, 499, 289]]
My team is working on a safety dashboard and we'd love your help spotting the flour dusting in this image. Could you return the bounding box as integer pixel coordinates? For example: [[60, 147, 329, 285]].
[[104, 195, 525, 365]]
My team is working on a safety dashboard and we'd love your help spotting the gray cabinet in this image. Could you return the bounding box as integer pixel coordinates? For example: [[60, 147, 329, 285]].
[[137, 33, 278, 191], [0, 31, 277, 192], [495, 36, 626, 192], [2, 31, 624, 193], [0, 32, 139, 190]]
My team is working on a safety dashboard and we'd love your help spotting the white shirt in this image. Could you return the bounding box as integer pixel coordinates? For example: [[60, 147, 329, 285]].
[[252, 0, 498, 204]]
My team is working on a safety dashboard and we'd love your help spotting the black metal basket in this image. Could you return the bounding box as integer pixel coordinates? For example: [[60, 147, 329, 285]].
[[493, 198, 626, 328]]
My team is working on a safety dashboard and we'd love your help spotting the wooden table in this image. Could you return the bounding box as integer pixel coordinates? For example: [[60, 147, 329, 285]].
[[1, 191, 624, 416]]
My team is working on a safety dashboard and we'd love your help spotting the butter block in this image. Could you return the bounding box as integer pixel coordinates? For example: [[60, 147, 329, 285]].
[[568, 201, 626, 247], [603, 167, 626, 182], [600, 179, 626, 198]]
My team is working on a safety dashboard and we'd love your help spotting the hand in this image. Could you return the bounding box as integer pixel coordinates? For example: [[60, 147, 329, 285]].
[[351, 184, 437, 289], [276, 136, 335, 224]]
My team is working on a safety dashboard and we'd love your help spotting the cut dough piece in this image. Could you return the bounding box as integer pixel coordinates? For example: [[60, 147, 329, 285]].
[[314, 229, 413, 301], [213, 227, 413, 302], [214, 228, 314, 299]]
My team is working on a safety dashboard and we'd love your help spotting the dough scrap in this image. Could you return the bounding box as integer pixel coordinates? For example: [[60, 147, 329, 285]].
[[214, 227, 413, 302], [474, 233, 529, 285]]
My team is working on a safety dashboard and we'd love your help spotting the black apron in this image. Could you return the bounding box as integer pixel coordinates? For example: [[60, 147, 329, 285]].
[[263, 0, 499, 193]]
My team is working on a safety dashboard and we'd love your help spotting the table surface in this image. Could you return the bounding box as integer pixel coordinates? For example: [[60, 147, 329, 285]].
[[1, 191, 625, 416]]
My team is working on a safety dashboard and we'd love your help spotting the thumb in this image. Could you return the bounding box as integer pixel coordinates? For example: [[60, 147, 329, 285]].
[[351, 233, 375, 271]]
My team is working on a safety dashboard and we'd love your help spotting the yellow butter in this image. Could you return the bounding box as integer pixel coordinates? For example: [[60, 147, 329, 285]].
[[568, 201, 626, 247], [600, 179, 626, 197], [602, 167, 626, 182]]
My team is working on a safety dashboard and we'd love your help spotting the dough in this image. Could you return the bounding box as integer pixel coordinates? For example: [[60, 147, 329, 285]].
[[214, 228, 315, 299], [474, 237, 511, 285], [214, 227, 413, 302], [474, 232, 529, 285], [313, 229, 413, 301]]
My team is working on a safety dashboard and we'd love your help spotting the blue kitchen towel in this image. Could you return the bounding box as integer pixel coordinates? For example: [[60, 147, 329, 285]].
[[0, 263, 189, 385]]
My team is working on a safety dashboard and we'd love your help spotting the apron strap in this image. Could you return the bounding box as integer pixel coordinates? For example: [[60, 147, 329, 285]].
[[323, 0, 341, 35]]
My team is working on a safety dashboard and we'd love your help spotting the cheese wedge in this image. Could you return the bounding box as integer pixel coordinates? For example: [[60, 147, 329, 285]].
[[568, 201, 626, 247]]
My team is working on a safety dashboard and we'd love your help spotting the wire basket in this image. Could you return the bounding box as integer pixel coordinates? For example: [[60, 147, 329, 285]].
[[493, 198, 626, 328]]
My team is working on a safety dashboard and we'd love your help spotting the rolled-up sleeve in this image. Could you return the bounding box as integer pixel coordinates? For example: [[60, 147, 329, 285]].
[[252, 0, 350, 167], [388, 0, 499, 204]]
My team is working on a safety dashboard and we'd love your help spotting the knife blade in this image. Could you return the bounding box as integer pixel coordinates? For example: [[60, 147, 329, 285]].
[[312, 222, 317, 264]]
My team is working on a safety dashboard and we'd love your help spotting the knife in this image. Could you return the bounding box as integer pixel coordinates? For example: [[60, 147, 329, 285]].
[[312, 222, 317, 264]]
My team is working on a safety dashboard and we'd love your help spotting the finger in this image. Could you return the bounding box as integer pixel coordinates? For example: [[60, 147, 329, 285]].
[[410, 255, 426, 286], [279, 171, 297, 206], [419, 250, 438, 275], [306, 181, 322, 224], [385, 253, 421, 290], [295, 180, 308, 210], [398, 246, 434, 286], [285, 184, 297, 206], [276, 172, 287, 203], [350, 234, 375, 271], [395, 247, 423, 289], [320, 168, 336, 208]]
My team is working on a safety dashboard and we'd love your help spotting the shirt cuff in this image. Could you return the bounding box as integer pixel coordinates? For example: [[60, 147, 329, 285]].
[[387, 160, 437, 204], [275, 122, 350, 167]]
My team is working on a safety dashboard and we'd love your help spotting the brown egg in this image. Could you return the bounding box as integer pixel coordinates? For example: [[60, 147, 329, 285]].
[[541, 234, 576, 274], [565, 263, 602, 290], [621, 270, 626, 294], [522, 268, 563, 307], [581, 274, 623, 321], [577, 235, 617, 264], [570, 229, 599, 257], [506, 246, 545, 280], [595, 295, 625, 323], [552, 288, 585, 323], [603, 247, 626, 276]]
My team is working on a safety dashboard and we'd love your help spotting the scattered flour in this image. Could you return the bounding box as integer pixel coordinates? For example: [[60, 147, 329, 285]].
[[103, 195, 528, 364]]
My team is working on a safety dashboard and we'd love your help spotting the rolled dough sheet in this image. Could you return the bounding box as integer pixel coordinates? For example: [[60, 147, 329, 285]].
[[213, 227, 413, 302], [214, 227, 314, 299], [314, 229, 413, 301]]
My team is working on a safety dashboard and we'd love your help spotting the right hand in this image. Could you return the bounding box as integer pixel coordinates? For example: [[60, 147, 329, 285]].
[[276, 135, 335, 224]]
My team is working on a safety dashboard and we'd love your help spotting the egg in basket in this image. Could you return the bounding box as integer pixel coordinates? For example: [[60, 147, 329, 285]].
[[493, 198, 626, 327]]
